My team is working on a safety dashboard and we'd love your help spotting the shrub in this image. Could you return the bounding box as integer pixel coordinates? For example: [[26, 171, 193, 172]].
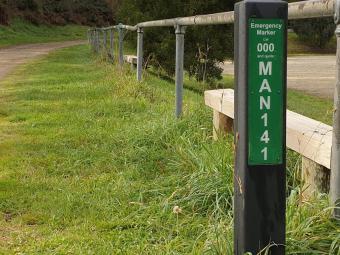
[[291, 18, 335, 48]]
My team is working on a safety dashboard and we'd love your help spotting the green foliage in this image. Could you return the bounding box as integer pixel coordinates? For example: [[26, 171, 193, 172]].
[[290, 18, 335, 49], [118, 0, 234, 83], [287, 89, 333, 125], [287, 32, 336, 55], [0, 0, 118, 26]]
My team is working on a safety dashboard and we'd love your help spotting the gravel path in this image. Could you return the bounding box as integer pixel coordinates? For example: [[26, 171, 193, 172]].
[[0, 40, 86, 81], [222, 55, 336, 99]]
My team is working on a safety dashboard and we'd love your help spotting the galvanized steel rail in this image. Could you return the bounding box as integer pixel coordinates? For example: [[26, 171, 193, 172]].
[[113, 0, 334, 31], [88, 0, 340, 218]]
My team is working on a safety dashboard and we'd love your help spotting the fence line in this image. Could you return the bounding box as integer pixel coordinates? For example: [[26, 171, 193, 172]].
[[99, 0, 334, 31], [88, 0, 340, 219]]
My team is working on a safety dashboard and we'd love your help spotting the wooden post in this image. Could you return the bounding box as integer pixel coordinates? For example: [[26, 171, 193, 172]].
[[213, 110, 233, 140], [110, 29, 114, 60], [302, 156, 330, 197]]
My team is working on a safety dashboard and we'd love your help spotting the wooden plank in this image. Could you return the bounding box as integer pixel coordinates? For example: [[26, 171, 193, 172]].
[[205, 89, 235, 118], [124, 55, 137, 64], [204, 89, 332, 169]]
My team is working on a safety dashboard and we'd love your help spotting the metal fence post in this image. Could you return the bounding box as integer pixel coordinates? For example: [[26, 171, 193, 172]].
[[93, 30, 96, 52], [92, 30, 95, 51], [91, 30, 94, 51], [96, 29, 100, 53], [118, 24, 124, 67], [91, 30, 94, 45], [110, 28, 114, 60], [98, 29, 102, 51], [175, 25, 186, 118], [331, 0, 340, 219], [89, 30, 93, 51], [137, 27, 144, 81], [103, 29, 107, 51]]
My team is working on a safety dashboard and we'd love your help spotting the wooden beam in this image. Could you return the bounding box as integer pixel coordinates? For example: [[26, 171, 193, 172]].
[[302, 156, 330, 197], [205, 89, 332, 169], [124, 55, 138, 65], [213, 110, 233, 140]]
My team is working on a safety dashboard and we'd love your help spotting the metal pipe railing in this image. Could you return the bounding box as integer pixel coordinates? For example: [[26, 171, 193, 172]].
[[288, 0, 334, 19], [90, 0, 337, 105], [90, 0, 336, 47], [120, 25, 137, 31], [90, 0, 337, 115], [88, 0, 340, 219], [136, 11, 233, 28], [117, 0, 335, 31]]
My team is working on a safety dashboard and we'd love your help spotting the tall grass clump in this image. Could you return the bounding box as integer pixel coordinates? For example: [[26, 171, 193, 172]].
[[286, 191, 340, 254], [169, 136, 234, 217]]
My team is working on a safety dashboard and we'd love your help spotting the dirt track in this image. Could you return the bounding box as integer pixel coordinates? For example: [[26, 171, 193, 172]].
[[0, 40, 86, 81], [222, 55, 336, 99]]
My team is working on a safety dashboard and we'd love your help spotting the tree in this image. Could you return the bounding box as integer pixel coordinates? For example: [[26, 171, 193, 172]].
[[117, 0, 235, 83], [290, 18, 335, 49], [0, 0, 118, 26], [0, 1, 9, 25]]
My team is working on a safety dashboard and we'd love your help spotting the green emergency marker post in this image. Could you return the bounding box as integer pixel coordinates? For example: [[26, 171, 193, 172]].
[[234, 0, 287, 254]]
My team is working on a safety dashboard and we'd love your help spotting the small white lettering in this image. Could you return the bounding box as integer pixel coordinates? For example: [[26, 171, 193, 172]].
[[259, 79, 272, 93], [259, 62, 272, 76], [260, 96, 271, 110]]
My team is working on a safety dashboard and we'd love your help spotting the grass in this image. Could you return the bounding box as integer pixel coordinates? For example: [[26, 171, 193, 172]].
[[287, 90, 334, 125], [0, 19, 87, 48], [187, 74, 334, 125], [288, 32, 336, 55], [0, 45, 339, 254]]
